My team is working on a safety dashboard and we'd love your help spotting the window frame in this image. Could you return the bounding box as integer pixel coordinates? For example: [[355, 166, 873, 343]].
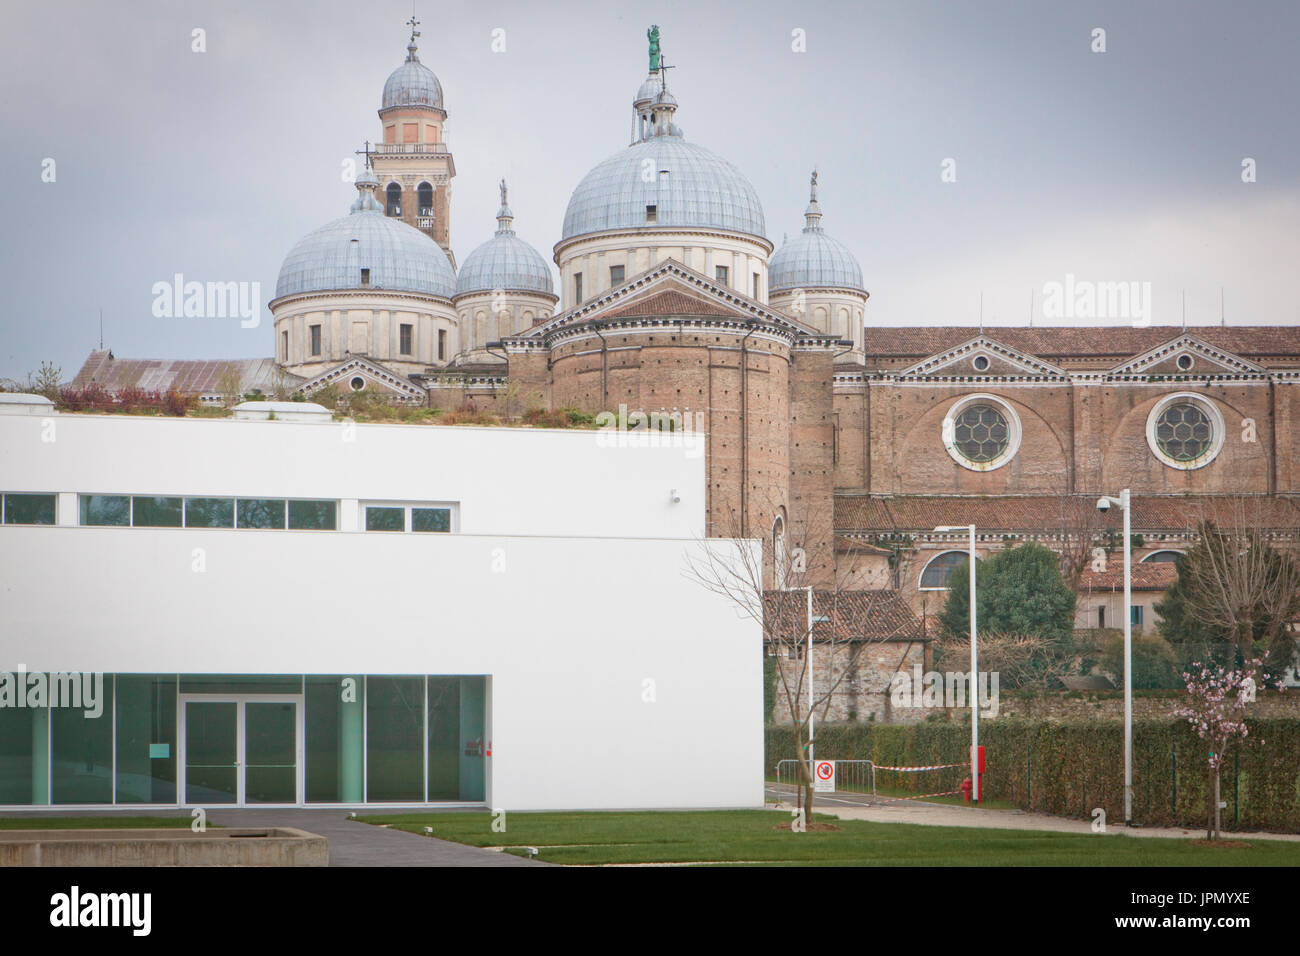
[[919, 549, 980, 591], [360, 501, 458, 534], [1145, 392, 1224, 471], [2, 492, 57, 525], [941, 393, 1022, 473]]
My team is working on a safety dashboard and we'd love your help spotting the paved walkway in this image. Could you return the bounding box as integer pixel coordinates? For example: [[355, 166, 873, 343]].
[[0, 808, 546, 867], [765, 785, 1300, 842], [206, 809, 548, 866]]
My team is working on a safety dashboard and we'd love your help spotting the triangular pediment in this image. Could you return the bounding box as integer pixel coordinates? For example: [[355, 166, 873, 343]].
[[1105, 333, 1267, 377], [898, 335, 1068, 381], [523, 259, 824, 339], [293, 356, 426, 402]]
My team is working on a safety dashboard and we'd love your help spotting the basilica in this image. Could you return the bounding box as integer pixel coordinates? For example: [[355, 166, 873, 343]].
[[74, 24, 1300, 625]]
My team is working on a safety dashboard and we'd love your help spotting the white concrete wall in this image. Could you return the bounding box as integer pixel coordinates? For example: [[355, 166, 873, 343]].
[[0, 412, 761, 809], [0, 412, 705, 539], [0, 528, 762, 810]]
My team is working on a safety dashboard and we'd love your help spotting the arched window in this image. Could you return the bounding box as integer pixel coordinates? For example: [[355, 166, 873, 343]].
[[417, 182, 433, 218], [920, 550, 978, 590], [1141, 550, 1184, 564], [772, 514, 788, 589], [386, 183, 402, 217]]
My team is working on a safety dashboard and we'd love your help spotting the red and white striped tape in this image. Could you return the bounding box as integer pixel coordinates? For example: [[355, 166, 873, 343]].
[[872, 762, 966, 772]]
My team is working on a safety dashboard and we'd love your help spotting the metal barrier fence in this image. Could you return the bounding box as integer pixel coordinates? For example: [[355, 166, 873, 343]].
[[773, 759, 876, 796], [772, 759, 967, 803]]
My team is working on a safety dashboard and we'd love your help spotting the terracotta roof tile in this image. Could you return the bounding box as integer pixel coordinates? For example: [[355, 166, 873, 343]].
[[763, 589, 924, 642], [71, 351, 296, 394], [601, 288, 740, 320], [1078, 563, 1179, 592], [862, 326, 1300, 360]]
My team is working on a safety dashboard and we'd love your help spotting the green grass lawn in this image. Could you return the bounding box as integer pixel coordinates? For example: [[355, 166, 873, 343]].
[[765, 777, 1020, 811], [359, 810, 1300, 866], [0, 816, 198, 830]]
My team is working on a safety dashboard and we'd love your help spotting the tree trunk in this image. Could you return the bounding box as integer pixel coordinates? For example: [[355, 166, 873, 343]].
[[1205, 764, 1215, 841], [1213, 767, 1222, 841]]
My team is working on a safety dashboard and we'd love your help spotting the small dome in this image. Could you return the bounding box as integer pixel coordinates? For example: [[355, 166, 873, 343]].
[[456, 236, 554, 297], [770, 231, 864, 292], [381, 36, 444, 110], [769, 174, 864, 292], [276, 180, 456, 300], [456, 181, 554, 297]]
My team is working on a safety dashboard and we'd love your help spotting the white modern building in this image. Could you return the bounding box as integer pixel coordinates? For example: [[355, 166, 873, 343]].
[[0, 396, 762, 810]]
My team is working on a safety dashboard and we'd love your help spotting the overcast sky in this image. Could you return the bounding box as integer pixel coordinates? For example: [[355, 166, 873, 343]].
[[2, 0, 1297, 382]]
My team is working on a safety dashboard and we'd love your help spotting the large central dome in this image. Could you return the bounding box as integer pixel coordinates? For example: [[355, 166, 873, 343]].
[[561, 79, 765, 243], [274, 168, 456, 300]]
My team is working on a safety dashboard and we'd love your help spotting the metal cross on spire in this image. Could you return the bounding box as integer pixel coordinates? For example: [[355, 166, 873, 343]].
[[407, 14, 421, 43], [355, 140, 374, 170], [658, 56, 676, 92]]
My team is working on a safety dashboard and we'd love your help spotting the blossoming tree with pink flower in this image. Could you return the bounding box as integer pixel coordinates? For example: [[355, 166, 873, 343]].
[[1175, 659, 1275, 840]]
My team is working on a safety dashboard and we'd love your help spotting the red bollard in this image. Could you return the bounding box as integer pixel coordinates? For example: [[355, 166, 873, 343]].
[[961, 777, 972, 803]]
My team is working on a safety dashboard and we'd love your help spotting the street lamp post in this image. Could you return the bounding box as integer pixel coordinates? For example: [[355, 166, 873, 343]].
[[1097, 489, 1133, 826], [936, 524, 979, 801]]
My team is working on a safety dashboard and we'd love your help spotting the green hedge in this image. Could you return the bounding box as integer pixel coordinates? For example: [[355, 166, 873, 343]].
[[766, 718, 1300, 832]]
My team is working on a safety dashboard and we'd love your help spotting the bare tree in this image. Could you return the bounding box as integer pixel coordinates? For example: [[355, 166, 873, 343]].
[[683, 496, 919, 819], [933, 631, 1080, 689], [215, 362, 243, 408], [1055, 495, 1110, 587], [1178, 497, 1300, 668]]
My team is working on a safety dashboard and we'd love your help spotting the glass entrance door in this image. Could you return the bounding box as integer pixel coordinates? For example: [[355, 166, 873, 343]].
[[184, 701, 238, 804], [181, 697, 301, 805], [244, 701, 297, 803]]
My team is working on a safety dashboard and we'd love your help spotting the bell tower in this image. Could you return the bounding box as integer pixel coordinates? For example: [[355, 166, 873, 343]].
[[371, 17, 457, 267]]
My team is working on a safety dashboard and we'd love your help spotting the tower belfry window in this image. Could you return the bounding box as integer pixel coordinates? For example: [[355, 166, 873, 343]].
[[418, 182, 433, 217], [386, 183, 402, 217]]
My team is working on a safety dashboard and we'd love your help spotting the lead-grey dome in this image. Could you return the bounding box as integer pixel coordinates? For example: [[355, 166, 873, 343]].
[[381, 38, 444, 110], [275, 178, 456, 300], [770, 231, 864, 292], [456, 182, 554, 297], [769, 175, 864, 292], [562, 70, 768, 249]]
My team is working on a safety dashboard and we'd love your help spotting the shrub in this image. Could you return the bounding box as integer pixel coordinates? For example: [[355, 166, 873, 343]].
[[765, 717, 1300, 831], [1101, 633, 1182, 689], [522, 407, 570, 428], [939, 542, 1077, 645], [162, 389, 195, 416]]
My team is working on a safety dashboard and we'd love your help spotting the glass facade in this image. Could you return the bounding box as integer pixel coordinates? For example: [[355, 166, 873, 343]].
[[3, 493, 56, 525], [133, 496, 183, 527], [73, 496, 337, 530], [0, 673, 487, 806]]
